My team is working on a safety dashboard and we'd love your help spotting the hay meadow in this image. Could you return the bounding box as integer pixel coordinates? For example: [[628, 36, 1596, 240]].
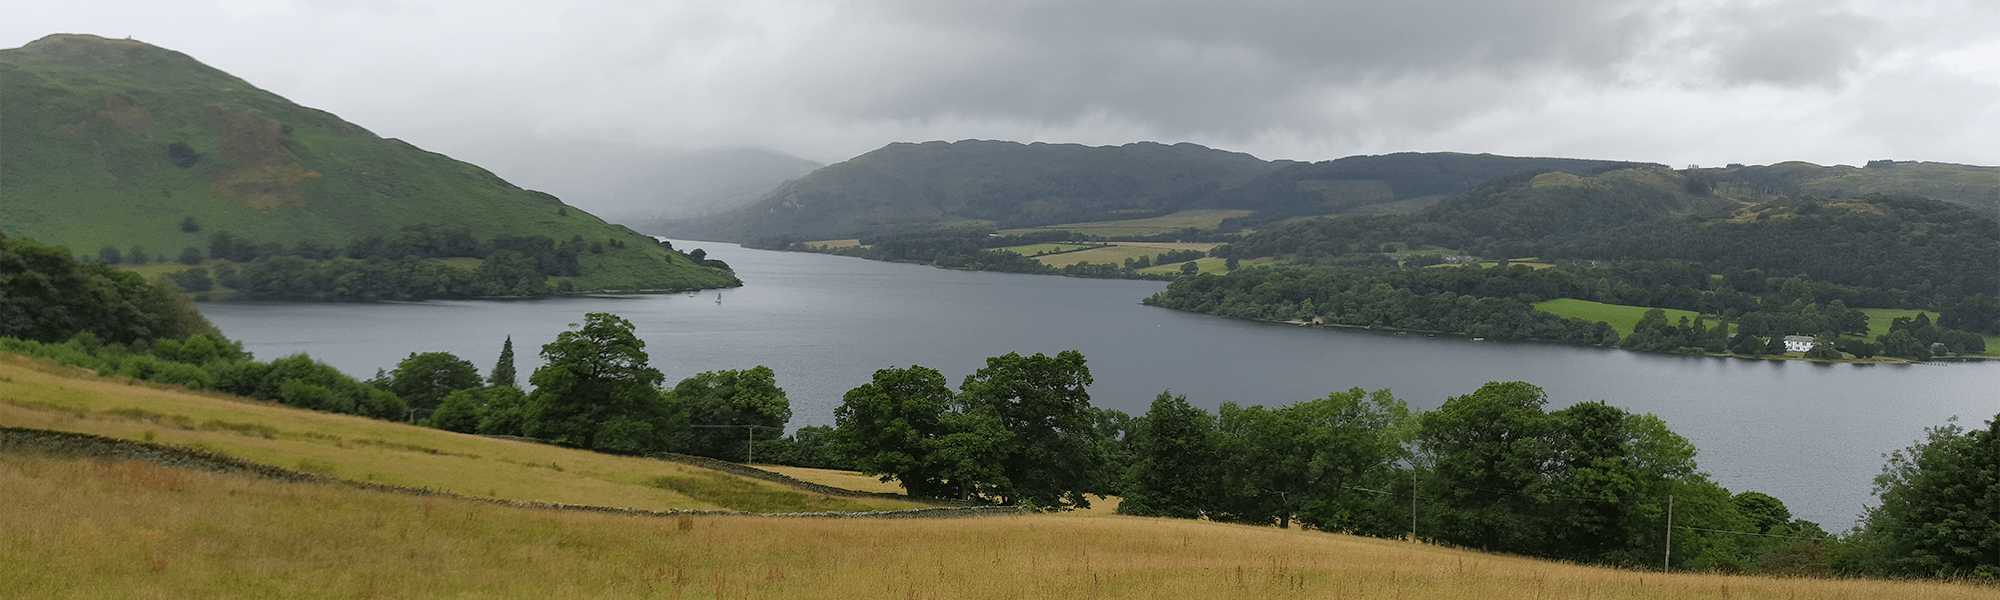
[[5, 353, 1999, 599]]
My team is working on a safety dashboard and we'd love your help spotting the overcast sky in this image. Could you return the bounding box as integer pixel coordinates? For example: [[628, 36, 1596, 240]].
[[11, 0, 2000, 169]]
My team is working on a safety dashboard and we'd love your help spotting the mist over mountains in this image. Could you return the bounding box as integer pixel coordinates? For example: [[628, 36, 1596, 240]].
[[447, 142, 823, 224]]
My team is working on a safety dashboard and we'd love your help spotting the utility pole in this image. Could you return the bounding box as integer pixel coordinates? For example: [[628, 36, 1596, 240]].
[[1664, 494, 1675, 572], [1410, 468, 1417, 543], [688, 424, 785, 463]]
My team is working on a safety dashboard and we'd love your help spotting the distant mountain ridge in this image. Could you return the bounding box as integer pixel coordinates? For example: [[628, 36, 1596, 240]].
[[650, 141, 1666, 244], [654, 140, 1281, 243], [0, 34, 734, 292], [650, 139, 2000, 247]]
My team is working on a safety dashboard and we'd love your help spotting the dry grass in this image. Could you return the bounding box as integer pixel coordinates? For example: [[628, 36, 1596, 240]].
[[0, 354, 927, 513], [998, 209, 1254, 238], [6, 452, 1994, 599], [754, 463, 908, 494]]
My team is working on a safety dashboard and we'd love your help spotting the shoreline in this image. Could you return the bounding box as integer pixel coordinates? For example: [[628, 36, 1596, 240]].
[[1273, 319, 1994, 364]]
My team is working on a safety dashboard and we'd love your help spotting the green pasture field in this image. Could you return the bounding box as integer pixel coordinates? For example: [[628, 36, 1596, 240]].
[[993, 243, 1101, 256], [1137, 257, 1229, 276], [1532, 299, 1708, 337], [996, 209, 1254, 238], [1861, 308, 2000, 355], [799, 239, 865, 249], [1032, 246, 1159, 267]]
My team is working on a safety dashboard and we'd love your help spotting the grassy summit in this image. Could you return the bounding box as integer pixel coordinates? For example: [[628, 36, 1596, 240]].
[[0, 34, 732, 292]]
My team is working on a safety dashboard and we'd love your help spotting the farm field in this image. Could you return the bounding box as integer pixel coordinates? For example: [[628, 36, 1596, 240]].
[[1532, 299, 1709, 337], [997, 209, 1254, 238], [8, 449, 1991, 599], [797, 239, 865, 249], [0, 354, 927, 514], [1137, 257, 1230, 275]]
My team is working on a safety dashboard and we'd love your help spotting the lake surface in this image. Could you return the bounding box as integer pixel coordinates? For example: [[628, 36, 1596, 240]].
[[198, 241, 2000, 529]]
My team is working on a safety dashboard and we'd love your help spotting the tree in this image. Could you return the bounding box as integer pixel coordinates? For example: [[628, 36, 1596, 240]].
[[1119, 391, 1220, 519], [1418, 381, 1557, 552], [180, 215, 201, 233], [522, 313, 679, 454], [832, 365, 994, 498], [1860, 415, 2000, 578], [0, 237, 217, 345], [425, 388, 486, 433], [675, 365, 792, 461], [177, 247, 204, 265], [956, 350, 1108, 509], [489, 336, 517, 388], [97, 246, 122, 264], [1180, 261, 1199, 276], [387, 352, 482, 413]]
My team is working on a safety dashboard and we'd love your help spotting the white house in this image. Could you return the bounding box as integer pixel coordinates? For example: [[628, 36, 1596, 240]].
[[1782, 335, 1818, 353]]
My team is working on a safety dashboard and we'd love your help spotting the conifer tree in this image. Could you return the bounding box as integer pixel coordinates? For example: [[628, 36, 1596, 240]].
[[489, 336, 517, 388]]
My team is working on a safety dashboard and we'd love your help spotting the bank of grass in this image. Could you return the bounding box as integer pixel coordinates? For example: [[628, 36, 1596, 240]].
[[7, 452, 1993, 599], [1137, 257, 1231, 276], [997, 209, 1254, 238], [1533, 299, 1708, 337], [798, 238, 865, 249], [1033, 246, 1167, 267], [0, 353, 925, 513], [994, 243, 1103, 256]]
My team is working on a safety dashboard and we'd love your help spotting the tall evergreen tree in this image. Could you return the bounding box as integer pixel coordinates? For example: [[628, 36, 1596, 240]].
[[489, 336, 517, 387]]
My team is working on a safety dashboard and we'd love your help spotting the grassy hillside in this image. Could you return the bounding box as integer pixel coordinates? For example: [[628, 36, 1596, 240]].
[[11, 448, 1996, 598], [0, 34, 733, 292], [0, 353, 925, 513], [7, 352, 1999, 598]]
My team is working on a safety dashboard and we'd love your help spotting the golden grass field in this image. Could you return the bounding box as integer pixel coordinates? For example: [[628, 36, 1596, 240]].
[[9, 452, 1997, 599], [0, 354, 927, 513], [5, 353, 1998, 599], [996, 209, 1254, 238]]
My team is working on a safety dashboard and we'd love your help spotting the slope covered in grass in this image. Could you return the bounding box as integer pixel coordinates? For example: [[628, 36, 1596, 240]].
[[0, 353, 926, 513], [7, 450, 1995, 599], [0, 34, 733, 293]]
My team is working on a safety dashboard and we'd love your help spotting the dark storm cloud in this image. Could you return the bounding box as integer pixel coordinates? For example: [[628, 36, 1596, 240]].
[[8, 0, 2000, 169]]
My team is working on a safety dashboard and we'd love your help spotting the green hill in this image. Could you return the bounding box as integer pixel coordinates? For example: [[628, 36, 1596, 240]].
[[654, 140, 1282, 244], [1199, 152, 1663, 221], [653, 143, 1681, 245], [0, 34, 734, 293], [1716, 160, 2000, 221]]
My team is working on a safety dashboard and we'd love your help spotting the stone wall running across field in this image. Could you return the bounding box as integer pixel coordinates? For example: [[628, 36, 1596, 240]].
[[0, 426, 1025, 520]]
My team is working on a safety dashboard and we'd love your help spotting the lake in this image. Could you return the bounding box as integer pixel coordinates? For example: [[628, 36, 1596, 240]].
[[197, 241, 2000, 529]]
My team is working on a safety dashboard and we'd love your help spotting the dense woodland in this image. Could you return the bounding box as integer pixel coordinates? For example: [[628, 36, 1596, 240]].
[[87, 224, 732, 302]]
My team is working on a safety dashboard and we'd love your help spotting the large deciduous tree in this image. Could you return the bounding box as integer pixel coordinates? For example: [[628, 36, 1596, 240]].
[[522, 313, 681, 454], [1860, 414, 2000, 578], [956, 350, 1110, 510], [675, 365, 792, 461], [832, 365, 1011, 499], [388, 351, 482, 413], [1118, 391, 1220, 519]]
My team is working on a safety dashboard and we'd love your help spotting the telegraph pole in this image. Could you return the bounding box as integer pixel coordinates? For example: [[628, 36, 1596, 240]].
[[1664, 494, 1675, 572]]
